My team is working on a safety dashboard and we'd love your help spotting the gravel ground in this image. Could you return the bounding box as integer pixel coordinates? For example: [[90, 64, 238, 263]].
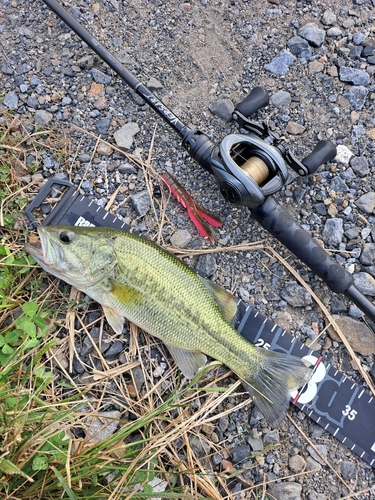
[[2, 0, 375, 498]]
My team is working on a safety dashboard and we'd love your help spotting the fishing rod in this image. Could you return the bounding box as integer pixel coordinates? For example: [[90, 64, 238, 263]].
[[40, 0, 375, 323]]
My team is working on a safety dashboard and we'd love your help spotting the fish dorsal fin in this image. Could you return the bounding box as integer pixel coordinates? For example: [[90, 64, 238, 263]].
[[199, 276, 238, 324], [102, 305, 125, 335], [165, 343, 207, 379]]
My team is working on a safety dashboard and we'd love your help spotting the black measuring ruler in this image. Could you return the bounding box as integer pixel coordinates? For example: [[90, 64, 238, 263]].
[[25, 178, 375, 468]]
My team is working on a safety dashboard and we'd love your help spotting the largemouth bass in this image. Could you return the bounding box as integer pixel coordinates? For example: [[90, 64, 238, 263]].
[[26, 225, 311, 427]]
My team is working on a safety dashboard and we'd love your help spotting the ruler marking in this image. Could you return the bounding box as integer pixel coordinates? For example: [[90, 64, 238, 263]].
[[342, 437, 347, 444], [325, 423, 329, 429], [350, 383, 356, 390], [358, 390, 364, 399], [103, 212, 108, 220], [369, 397, 373, 404], [96, 206, 101, 212], [271, 324, 277, 332], [333, 428, 339, 437], [351, 444, 356, 451], [88, 200, 93, 206]]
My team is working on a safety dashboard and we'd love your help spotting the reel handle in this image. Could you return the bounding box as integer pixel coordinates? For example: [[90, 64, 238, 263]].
[[302, 140, 337, 174], [234, 87, 269, 118]]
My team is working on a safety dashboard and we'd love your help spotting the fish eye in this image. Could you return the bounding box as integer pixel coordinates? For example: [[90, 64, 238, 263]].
[[59, 232, 73, 244]]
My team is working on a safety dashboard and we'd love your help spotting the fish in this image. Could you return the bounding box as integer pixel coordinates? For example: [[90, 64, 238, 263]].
[[25, 225, 311, 427]]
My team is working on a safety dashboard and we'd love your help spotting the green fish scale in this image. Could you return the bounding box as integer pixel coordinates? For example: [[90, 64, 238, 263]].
[[110, 233, 262, 376]]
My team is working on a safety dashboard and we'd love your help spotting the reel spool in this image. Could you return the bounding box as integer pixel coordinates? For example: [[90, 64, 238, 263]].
[[212, 134, 289, 207]]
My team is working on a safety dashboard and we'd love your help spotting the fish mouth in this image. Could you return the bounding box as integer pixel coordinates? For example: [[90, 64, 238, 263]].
[[25, 236, 43, 260], [25, 227, 61, 267]]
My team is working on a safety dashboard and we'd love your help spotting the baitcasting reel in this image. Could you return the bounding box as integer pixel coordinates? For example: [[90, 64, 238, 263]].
[[185, 86, 337, 208]]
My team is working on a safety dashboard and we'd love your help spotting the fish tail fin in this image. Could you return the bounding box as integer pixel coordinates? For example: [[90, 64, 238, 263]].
[[241, 348, 312, 428]]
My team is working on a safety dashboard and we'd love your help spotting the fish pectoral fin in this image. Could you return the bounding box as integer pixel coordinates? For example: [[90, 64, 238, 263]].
[[199, 276, 238, 324], [166, 344, 207, 379], [102, 305, 125, 335], [110, 280, 143, 307]]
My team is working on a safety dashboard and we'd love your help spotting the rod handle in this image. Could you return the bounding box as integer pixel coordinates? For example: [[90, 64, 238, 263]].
[[251, 197, 353, 294]]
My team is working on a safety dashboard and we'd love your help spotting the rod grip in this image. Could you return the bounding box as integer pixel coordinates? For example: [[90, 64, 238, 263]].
[[251, 197, 353, 294]]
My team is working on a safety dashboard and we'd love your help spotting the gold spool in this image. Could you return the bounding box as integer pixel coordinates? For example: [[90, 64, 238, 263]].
[[241, 156, 269, 185]]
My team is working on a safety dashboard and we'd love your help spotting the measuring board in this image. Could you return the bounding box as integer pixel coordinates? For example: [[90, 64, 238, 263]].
[[25, 177, 375, 468]]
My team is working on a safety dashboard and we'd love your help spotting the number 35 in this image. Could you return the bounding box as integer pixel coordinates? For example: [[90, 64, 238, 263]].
[[342, 405, 357, 420]]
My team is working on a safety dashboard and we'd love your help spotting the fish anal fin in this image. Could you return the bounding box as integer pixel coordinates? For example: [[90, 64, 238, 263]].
[[102, 305, 125, 335], [166, 344, 207, 379], [199, 276, 238, 323]]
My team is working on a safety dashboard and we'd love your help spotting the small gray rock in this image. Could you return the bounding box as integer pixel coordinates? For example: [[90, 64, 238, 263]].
[[77, 55, 94, 70], [353, 272, 375, 296], [147, 76, 163, 90], [34, 109, 53, 125], [281, 281, 313, 307], [263, 429, 279, 445], [170, 229, 192, 248], [351, 156, 369, 177], [105, 341, 124, 359], [114, 122, 140, 149], [247, 428, 263, 451], [84, 410, 121, 444], [328, 315, 375, 356], [307, 444, 327, 465], [339, 67, 370, 86], [289, 454, 306, 473], [322, 218, 344, 246], [326, 27, 343, 37], [195, 253, 217, 278], [92, 67, 112, 85], [209, 98, 234, 122], [287, 35, 312, 59], [267, 482, 302, 500], [298, 22, 326, 47], [231, 444, 251, 464], [322, 10, 336, 25], [1, 62, 14, 75], [308, 491, 326, 500], [355, 192, 375, 213], [96, 116, 111, 136], [340, 460, 357, 481], [264, 50, 296, 75], [343, 86, 368, 111], [360, 243, 375, 265], [129, 190, 150, 216], [271, 90, 292, 108], [3, 91, 19, 109]]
